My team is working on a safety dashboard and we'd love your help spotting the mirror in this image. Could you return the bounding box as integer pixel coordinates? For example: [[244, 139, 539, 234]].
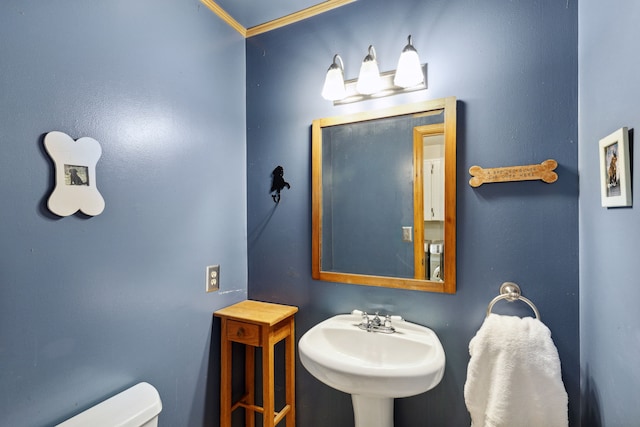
[[311, 97, 456, 293]]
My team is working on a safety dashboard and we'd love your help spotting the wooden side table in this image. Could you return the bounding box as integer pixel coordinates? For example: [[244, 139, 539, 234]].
[[215, 300, 298, 427]]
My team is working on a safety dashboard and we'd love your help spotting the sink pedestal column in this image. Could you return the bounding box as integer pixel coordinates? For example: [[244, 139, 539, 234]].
[[352, 395, 394, 427]]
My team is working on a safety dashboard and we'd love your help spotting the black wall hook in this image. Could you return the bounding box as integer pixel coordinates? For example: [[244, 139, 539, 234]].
[[270, 165, 290, 203]]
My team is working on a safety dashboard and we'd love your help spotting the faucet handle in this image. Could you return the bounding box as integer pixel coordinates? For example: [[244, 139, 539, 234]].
[[384, 315, 392, 328]]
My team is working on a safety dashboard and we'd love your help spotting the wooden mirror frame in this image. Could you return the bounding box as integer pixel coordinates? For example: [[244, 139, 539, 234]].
[[311, 97, 456, 293]]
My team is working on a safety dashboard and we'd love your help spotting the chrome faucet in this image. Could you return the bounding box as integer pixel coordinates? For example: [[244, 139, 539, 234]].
[[358, 311, 396, 333]]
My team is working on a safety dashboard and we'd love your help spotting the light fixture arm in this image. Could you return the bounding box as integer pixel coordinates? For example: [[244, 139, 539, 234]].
[[402, 35, 417, 54], [364, 45, 377, 62], [331, 53, 344, 72]]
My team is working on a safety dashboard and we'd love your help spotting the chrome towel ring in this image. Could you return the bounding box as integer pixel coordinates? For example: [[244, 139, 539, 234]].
[[486, 282, 540, 320]]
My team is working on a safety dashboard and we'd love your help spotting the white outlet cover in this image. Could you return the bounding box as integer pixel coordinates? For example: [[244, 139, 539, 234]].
[[44, 131, 105, 217], [206, 265, 220, 292]]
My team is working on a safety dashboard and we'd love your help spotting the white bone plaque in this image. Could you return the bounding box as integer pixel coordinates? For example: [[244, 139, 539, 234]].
[[44, 131, 105, 216]]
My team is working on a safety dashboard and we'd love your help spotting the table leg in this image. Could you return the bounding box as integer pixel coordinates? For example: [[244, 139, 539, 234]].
[[245, 345, 255, 427], [285, 320, 295, 427], [220, 319, 232, 427], [263, 335, 275, 427]]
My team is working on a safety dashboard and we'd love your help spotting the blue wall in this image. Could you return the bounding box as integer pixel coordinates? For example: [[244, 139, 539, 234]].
[[246, 0, 579, 426], [579, 1, 640, 425], [0, 2, 247, 426]]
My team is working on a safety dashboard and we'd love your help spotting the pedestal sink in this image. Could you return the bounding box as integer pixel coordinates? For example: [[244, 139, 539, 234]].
[[298, 311, 445, 427]]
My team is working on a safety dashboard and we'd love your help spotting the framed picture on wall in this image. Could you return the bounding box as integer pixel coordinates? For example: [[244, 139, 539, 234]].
[[599, 127, 632, 207], [43, 131, 106, 217]]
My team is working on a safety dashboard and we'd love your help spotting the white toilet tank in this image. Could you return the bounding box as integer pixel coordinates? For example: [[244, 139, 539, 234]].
[[56, 382, 162, 427]]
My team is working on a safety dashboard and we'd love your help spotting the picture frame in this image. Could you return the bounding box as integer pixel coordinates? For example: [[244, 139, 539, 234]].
[[599, 127, 632, 207], [44, 131, 105, 216]]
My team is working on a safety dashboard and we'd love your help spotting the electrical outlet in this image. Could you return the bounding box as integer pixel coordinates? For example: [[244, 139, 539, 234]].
[[206, 265, 220, 293]]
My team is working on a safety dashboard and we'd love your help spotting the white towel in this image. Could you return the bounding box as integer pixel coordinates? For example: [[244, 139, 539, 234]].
[[464, 313, 568, 427]]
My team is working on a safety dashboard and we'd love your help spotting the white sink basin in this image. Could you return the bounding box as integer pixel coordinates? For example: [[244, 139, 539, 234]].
[[299, 312, 445, 427]]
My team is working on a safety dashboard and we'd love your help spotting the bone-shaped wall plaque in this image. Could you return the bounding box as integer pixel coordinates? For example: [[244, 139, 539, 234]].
[[44, 131, 105, 216], [469, 159, 558, 187]]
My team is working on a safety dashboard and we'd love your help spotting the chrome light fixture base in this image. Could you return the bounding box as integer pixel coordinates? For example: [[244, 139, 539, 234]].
[[332, 64, 427, 105]]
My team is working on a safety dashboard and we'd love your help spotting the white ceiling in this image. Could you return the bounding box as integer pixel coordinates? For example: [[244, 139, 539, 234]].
[[213, 0, 330, 29]]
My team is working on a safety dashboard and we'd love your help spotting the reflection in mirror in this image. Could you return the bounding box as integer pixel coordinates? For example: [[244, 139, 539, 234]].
[[312, 97, 456, 293], [413, 125, 445, 281]]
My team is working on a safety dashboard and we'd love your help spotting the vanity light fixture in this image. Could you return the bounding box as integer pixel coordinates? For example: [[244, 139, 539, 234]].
[[355, 45, 383, 95], [321, 54, 347, 101], [394, 35, 424, 88], [322, 35, 427, 105]]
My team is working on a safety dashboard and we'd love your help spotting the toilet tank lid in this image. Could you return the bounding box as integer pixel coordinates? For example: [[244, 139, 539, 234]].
[[56, 382, 162, 427]]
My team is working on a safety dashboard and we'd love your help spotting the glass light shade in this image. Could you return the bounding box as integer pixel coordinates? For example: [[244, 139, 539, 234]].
[[356, 46, 382, 95], [321, 54, 347, 101], [394, 35, 424, 88]]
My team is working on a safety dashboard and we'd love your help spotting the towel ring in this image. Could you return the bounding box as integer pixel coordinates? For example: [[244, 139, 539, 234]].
[[486, 282, 540, 319]]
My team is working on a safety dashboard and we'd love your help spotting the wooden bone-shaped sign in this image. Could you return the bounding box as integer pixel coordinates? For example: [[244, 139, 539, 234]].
[[469, 159, 558, 187]]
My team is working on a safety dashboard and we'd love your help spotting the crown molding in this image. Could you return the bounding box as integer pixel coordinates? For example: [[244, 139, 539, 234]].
[[200, 0, 246, 37], [201, 0, 356, 38]]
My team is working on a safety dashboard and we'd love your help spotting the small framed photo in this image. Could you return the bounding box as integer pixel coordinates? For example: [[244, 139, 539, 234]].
[[44, 131, 105, 216], [599, 127, 632, 207]]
